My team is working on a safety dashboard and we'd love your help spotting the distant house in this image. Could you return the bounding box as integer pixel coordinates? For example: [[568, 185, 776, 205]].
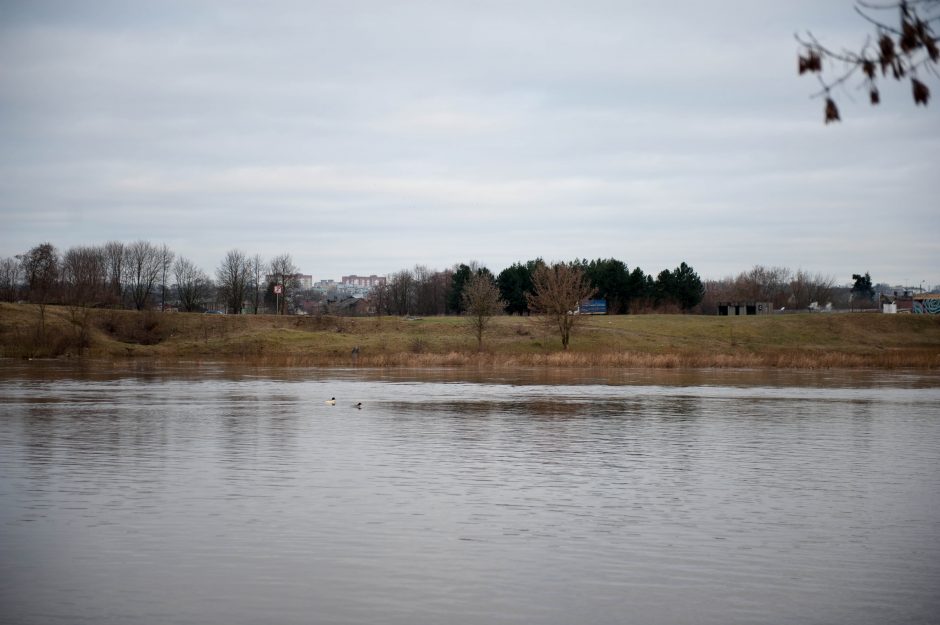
[[717, 302, 772, 316]]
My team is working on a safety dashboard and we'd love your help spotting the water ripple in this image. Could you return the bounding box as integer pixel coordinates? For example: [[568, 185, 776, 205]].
[[0, 364, 938, 625]]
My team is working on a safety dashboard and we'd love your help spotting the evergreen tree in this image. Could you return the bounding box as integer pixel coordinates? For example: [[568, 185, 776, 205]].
[[584, 258, 631, 313], [448, 264, 473, 314], [851, 272, 875, 305], [497, 260, 541, 315], [653, 262, 704, 311], [672, 262, 705, 311]]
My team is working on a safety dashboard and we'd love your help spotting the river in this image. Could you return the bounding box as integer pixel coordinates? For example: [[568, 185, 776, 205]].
[[1, 362, 938, 624]]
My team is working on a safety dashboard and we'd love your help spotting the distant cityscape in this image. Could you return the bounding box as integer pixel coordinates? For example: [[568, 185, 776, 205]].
[[260, 273, 389, 316], [266, 274, 388, 298]]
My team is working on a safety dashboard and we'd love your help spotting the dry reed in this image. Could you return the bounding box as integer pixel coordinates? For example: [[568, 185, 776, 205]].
[[3, 303, 938, 370], [126, 348, 940, 370]]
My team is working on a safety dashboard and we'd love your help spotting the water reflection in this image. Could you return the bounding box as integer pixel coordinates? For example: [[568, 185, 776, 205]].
[[4, 358, 939, 388], [0, 361, 938, 625]]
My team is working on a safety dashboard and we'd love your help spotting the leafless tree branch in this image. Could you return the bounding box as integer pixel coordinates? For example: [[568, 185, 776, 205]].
[[798, 0, 938, 121]]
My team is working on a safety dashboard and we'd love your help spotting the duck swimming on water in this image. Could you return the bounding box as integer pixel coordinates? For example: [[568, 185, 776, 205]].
[[325, 397, 336, 405]]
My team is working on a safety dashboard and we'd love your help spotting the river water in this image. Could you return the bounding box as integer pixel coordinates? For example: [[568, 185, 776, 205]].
[[0, 362, 938, 625]]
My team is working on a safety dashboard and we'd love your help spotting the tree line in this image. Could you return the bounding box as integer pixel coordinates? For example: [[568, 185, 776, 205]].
[[6, 240, 868, 319], [697, 266, 883, 313], [1, 241, 305, 315], [372, 259, 706, 317], [2, 242, 707, 317]]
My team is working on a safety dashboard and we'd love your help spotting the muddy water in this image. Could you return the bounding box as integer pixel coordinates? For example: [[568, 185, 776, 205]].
[[1, 362, 938, 624]]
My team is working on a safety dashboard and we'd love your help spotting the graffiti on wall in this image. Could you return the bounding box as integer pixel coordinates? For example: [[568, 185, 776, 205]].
[[913, 298, 940, 314]]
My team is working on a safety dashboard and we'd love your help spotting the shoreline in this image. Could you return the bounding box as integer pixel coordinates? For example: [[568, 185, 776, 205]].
[[2, 303, 939, 370], [13, 350, 935, 370], [0, 304, 940, 371]]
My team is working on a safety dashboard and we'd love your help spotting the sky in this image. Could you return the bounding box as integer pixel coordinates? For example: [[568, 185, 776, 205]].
[[1, 0, 938, 288]]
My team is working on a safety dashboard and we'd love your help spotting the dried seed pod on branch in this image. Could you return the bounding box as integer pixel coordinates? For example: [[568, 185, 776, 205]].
[[825, 98, 841, 123], [797, 0, 938, 122], [912, 78, 931, 104]]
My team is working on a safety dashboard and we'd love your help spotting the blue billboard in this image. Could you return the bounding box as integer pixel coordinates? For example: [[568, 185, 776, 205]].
[[578, 299, 607, 315]]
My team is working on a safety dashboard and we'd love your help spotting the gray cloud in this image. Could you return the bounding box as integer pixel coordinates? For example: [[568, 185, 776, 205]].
[[1, 0, 937, 286]]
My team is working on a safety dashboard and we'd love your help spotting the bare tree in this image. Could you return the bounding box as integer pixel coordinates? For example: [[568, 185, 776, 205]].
[[124, 240, 162, 311], [158, 244, 175, 312], [412, 265, 451, 315], [797, 0, 938, 122], [386, 269, 417, 316], [249, 254, 264, 314], [378, 265, 453, 316], [527, 262, 595, 350], [60, 245, 107, 353], [61, 245, 107, 307], [217, 249, 250, 314], [789, 269, 836, 309], [734, 265, 792, 309], [268, 254, 299, 315], [462, 273, 506, 351], [103, 241, 125, 307], [20, 242, 59, 339], [174, 256, 212, 312], [0, 256, 21, 303], [372, 281, 392, 315]]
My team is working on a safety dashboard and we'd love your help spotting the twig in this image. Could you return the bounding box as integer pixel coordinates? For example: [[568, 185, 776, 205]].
[[809, 64, 863, 99], [854, 5, 903, 35], [796, 31, 864, 64]]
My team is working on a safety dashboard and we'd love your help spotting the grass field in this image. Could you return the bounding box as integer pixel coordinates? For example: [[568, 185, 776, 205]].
[[1, 303, 939, 369]]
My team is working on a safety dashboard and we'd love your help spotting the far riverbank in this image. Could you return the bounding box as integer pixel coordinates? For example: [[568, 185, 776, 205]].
[[1, 303, 938, 369]]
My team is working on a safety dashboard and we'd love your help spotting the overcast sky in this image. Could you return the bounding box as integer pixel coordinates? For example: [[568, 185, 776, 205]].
[[1, 0, 937, 287]]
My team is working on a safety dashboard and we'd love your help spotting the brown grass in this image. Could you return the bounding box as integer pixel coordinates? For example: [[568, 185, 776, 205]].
[[1, 303, 939, 369]]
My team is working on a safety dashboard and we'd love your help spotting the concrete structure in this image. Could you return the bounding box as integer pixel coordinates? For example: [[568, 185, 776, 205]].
[[341, 275, 386, 289], [881, 290, 914, 313], [313, 279, 337, 293], [717, 302, 772, 316]]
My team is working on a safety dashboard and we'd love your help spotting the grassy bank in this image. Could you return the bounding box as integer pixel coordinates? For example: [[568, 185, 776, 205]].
[[1, 303, 939, 369]]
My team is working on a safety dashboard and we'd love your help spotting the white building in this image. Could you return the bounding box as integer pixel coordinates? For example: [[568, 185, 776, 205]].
[[266, 273, 313, 290], [341, 275, 386, 289], [314, 279, 337, 293]]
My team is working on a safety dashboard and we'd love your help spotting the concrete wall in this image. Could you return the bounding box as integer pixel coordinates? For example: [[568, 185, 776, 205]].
[[718, 302, 772, 316], [913, 297, 940, 314]]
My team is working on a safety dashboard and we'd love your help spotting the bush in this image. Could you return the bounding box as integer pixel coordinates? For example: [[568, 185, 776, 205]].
[[98, 311, 169, 345]]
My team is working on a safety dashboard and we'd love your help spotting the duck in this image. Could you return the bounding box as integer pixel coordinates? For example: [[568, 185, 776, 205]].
[[354, 402, 362, 409], [325, 397, 336, 405]]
